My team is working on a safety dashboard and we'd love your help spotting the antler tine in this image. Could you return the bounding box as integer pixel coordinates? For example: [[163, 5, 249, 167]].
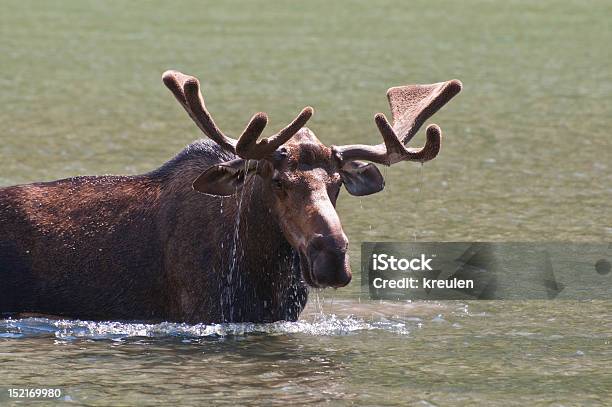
[[407, 123, 442, 162], [236, 107, 314, 160], [162, 70, 190, 111], [373, 113, 409, 164], [182, 76, 237, 152], [163, 70, 237, 153], [374, 113, 442, 164]]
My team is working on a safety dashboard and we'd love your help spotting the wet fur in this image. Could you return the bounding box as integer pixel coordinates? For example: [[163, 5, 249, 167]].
[[0, 139, 307, 323]]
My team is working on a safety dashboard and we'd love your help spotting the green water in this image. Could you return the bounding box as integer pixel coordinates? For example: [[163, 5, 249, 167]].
[[0, 0, 610, 405]]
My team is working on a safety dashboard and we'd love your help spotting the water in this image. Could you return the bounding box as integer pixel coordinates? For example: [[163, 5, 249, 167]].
[[1, 0, 611, 405], [2, 301, 611, 405]]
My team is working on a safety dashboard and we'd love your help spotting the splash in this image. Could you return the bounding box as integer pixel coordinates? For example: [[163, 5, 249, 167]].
[[0, 313, 411, 341]]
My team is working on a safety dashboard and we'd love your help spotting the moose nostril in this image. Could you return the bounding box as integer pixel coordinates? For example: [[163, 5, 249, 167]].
[[311, 250, 335, 273]]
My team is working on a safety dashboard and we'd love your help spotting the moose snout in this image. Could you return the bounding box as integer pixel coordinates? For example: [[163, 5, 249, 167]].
[[306, 234, 352, 288]]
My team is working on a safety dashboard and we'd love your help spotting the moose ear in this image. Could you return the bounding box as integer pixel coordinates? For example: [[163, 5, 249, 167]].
[[193, 159, 258, 196], [340, 161, 385, 196]]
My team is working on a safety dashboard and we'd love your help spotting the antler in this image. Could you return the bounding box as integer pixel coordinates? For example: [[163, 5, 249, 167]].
[[332, 79, 462, 166], [162, 70, 237, 152], [236, 107, 313, 160], [162, 70, 313, 160]]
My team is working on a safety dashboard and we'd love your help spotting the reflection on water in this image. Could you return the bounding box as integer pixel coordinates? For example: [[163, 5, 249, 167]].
[[2, 300, 611, 405]]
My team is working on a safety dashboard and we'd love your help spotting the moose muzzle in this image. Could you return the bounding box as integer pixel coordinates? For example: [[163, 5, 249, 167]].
[[305, 234, 352, 288]]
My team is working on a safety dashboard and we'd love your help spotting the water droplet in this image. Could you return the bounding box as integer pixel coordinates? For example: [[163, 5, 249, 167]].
[[431, 314, 446, 323]]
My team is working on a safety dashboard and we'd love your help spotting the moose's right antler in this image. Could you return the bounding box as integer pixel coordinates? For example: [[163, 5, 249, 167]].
[[162, 70, 313, 160]]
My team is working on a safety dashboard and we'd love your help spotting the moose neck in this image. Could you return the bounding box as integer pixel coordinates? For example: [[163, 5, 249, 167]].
[[155, 144, 307, 322], [214, 176, 306, 322]]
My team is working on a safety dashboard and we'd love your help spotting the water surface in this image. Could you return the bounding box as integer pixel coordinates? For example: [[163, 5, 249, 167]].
[[2, 300, 611, 405]]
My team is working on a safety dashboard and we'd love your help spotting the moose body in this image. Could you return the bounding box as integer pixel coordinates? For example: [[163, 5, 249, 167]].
[[0, 141, 307, 322], [0, 70, 460, 323]]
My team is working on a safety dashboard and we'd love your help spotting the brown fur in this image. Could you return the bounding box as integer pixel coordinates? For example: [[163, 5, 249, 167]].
[[0, 139, 308, 323]]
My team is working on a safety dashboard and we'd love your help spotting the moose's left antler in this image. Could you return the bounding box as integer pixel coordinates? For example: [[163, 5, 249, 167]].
[[332, 79, 462, 166]]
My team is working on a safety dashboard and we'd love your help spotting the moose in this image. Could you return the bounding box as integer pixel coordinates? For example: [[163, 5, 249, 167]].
[[0, 70, 461, 323]]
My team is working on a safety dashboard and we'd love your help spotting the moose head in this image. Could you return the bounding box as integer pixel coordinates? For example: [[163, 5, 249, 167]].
[[163, 71, 461, 290]]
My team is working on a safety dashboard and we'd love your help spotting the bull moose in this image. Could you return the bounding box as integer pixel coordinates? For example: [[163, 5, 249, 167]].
[[0, 71, 461, 323]]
